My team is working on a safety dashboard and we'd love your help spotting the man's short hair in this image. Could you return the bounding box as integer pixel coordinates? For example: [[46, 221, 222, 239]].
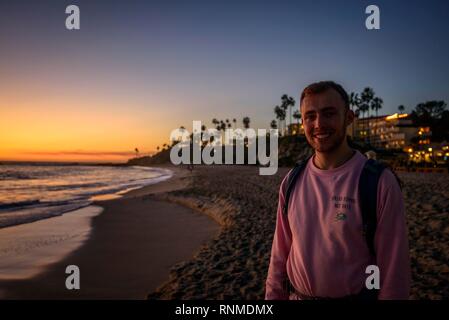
[[300, 81, 349, 110]]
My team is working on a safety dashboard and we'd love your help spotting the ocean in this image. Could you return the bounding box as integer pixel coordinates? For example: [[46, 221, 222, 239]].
[[0, 164, 173, 228]]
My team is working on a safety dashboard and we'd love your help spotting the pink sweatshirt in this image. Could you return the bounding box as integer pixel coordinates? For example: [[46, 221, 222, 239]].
[[265, 150, 411, 300]]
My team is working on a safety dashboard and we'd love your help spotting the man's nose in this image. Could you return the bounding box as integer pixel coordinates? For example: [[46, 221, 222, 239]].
[[313, 114, 325, 129]]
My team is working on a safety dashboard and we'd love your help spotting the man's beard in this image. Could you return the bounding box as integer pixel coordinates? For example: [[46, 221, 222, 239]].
[[306, 126, 347, 153]]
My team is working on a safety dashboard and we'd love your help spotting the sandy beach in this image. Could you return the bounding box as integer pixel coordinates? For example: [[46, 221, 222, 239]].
[[146, 166, 449, 300], [0, 164, 448, 300]]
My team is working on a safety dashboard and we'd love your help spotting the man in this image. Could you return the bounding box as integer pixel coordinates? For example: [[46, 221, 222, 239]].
[[265, 81, 411, 300]]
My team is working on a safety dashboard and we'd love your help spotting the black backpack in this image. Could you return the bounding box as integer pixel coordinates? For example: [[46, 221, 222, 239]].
[[282, 156, 395, 257]]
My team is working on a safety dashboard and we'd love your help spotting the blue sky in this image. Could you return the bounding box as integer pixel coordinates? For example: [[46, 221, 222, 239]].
[[1, 0, 449, 159]]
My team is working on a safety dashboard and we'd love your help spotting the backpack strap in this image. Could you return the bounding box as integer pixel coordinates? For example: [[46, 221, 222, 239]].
[[358, 159, 386, 257], [282, 156, 312, 216]]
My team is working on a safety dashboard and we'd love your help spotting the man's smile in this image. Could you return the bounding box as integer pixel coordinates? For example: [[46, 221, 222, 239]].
[[312, 131, 334, 140]]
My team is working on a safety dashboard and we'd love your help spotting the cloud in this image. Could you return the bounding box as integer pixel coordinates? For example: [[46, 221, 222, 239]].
[[20, 150, 137, 157]]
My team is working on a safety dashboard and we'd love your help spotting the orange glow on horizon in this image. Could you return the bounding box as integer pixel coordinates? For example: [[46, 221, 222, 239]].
[[0, 150, 145, 163], [0, 103, 168, 163], [0, 86, 177, 162]]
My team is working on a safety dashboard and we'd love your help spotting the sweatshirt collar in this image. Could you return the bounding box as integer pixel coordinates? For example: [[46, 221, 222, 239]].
[[308, 149, 364, 177]]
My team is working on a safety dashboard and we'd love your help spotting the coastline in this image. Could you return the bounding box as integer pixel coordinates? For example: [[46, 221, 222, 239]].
[[1, 165, 448, 299], [0, 165, 174, 229], [0, 206, 103, 282], [0, 165, 220, 299]]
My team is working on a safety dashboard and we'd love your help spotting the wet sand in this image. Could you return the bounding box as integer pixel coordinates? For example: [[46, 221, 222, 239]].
[[0, 206, 103, 282], [0, 166, 219, 299]]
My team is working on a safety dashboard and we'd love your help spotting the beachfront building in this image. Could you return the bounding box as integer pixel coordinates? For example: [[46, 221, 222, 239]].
[[285, 113, 433, 155], [351, 113, 431, 150], [406, 143, 449, 164], [287, 123, 304, 136]]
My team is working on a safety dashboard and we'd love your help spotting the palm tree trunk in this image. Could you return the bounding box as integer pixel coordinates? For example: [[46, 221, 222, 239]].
[[363, 110, 366, 141], [289, 107, 292, 135], [352, 109, 355, 138]]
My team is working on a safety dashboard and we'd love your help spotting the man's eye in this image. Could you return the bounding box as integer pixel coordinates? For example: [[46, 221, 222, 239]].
[[324, 112, 335, 117]]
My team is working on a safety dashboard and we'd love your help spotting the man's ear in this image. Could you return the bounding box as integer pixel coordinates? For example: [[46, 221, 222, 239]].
[[346, 109, 355, 126]]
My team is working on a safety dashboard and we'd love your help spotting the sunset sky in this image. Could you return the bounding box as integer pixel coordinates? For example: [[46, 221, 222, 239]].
[[1, 0, 449, 162]]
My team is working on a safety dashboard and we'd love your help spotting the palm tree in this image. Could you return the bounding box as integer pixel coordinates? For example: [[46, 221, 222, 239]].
[[232, 118, 236, 128], [274, 105, 281, 130], [292, 110, 301, 124], [214, 119, 222, 131], [370, 97, 383, 144], [358, 103, 368, 119], [134, 148, 139, 158], [270, 120, 277, 129], [289, 97, 296, 133], [371, 97, 383, 118], [174, 126, 187, 144], [214, 120, 226, 145], [360, 87, 374, 140], [220, 120, 226, 131], [398, 105, 405, 113], [349, 92, 361, 137], [242, 116, 250, 129], [292, 110, 301, 135], [281, 94, 295, 135], [349, 92, 360, 112], [274, 105, 286, 135], [212, 118, 219, 130], [360, 87, 374, 119], [200, 125, 207, 148], [280, 98, 289, 132]]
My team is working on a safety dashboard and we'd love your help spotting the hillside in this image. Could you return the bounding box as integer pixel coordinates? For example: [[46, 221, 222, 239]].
[[127, 136, 398, 167]]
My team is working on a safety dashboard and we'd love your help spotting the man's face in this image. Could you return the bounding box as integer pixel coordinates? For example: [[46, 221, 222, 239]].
[[301, 88, 353, 153]]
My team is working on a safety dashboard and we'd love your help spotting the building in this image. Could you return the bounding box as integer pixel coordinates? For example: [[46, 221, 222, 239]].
[[286, 113, 433, 153], [287, 123, 304, 136], [351, 113, 431, 150], [406, 143, 449, 164]]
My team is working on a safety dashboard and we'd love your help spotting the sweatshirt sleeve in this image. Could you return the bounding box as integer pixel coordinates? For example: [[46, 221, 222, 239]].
[[375, 169, 411, 300], [265, 173, 293, 300]]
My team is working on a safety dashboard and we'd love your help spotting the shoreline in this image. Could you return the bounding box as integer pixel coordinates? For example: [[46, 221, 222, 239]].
[[1, 165, 447, 299], [0, 165, 173, 229], [0, 165, 220, 299], [0, 206, 103, 283]]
